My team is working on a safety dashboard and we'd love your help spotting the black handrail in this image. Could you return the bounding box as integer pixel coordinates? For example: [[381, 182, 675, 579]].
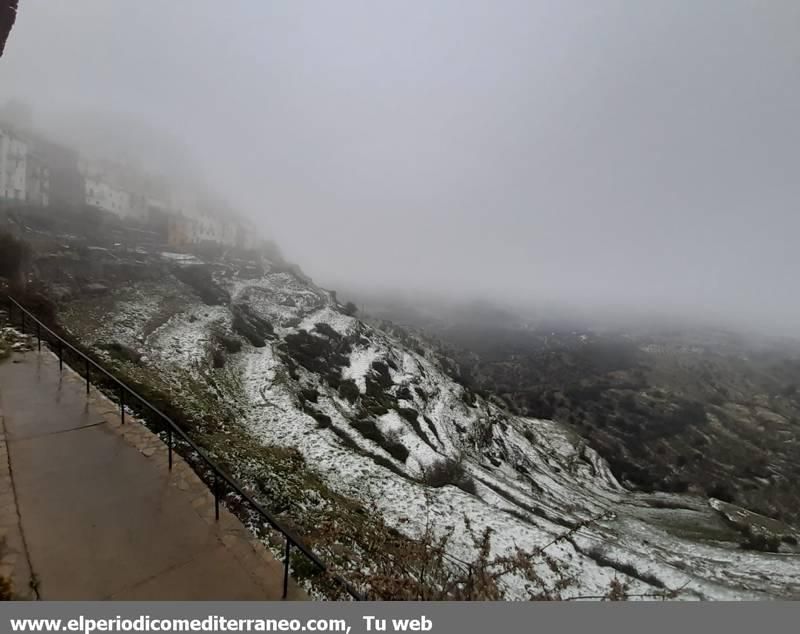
[[3, 295, 363, 601]]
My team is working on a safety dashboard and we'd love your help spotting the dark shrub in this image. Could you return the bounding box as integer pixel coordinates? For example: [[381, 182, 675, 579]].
[[13, 287, 57, 324], [352, 419, 383, 444], [233, 314, 264, 347], [326, 422, 362, 452], [310, 411, 331, 428], [385, 441, 409, 463], [172, 265, 230, 305], [0, 232, 30, 285], [211, 347, 226, 368], [740, 530, 781, 553], [619, 393, 638, 412], [232, 304, 274, 347], [325, 370, 342, 389], [643, 399, 707, 440], [395, 385, 413, 401], [362, 398, 390, 417], [282, 328, 351, 375], [422, 458, 477, 495], [300, 387, 319, 404], [370, 454, 412, 478], [342, 301, 358, 316], [365, 375, 387, 400], [396, 407, 431, 446], [396, 407, 419, 424], [351, 419, 409, 463], [370, 361, 393, 389], [283, 330, 331, 371], [423, 415, 442, 443], [708, 482, 736, 503], [98, 341, 142, 364], [661, 478, 689, 493], [216, 332, 242, 354], [314, 322, 341, 340], [461, 389, 477, 407], [338, 379, 360, 403]]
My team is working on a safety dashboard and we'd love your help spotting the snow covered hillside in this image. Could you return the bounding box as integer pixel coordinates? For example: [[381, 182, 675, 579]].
[[59, 255, 800, 600]]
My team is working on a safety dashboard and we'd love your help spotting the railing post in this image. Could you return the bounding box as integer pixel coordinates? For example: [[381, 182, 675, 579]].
[[58, 340, 63, 372], [85, 358, 90, 395], [20, 311, 24, 334], [283, 539, 291, 599], [120, 388, 125, 424], [214, 474, 220, 521], [168, 427, 173, 471], [36, 322, 41, 352]]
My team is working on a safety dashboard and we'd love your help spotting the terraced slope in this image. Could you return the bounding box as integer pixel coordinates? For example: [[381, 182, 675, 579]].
[[57, 254, 800, 599]]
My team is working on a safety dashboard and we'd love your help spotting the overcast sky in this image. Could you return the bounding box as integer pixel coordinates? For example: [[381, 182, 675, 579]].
[[1, 1, 799, 332]]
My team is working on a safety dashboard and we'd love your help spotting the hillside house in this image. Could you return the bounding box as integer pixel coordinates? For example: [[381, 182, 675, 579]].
[[0, 127, 27, 202]]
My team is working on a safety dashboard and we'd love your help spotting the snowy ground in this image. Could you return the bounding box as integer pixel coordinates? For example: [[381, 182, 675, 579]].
[[58, 257, 800, 600]]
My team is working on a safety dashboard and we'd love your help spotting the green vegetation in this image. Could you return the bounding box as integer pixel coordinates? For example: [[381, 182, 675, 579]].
[[431, 322, 800, 525], [281, 329, 351, 377]]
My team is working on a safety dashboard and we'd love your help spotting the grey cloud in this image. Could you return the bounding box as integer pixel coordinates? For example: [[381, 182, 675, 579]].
[[1, 0, 798, 333]]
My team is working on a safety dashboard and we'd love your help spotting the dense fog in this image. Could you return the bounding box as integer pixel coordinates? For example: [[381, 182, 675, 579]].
[[2, 0, 799, 333]]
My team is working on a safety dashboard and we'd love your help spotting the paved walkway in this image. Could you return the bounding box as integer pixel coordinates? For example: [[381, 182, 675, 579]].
[[0, 344, 304, 600]]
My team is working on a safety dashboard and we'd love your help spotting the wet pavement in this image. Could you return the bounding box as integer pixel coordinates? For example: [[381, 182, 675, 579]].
[[0, 346, 303, 600]]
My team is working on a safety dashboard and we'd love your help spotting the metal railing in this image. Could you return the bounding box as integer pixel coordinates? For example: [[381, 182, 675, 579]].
[[3, 295, 363, 601]]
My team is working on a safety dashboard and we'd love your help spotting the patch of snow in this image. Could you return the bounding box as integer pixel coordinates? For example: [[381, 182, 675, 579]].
[[62, 265, 800, 600], [343, 346, 381, 393]]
